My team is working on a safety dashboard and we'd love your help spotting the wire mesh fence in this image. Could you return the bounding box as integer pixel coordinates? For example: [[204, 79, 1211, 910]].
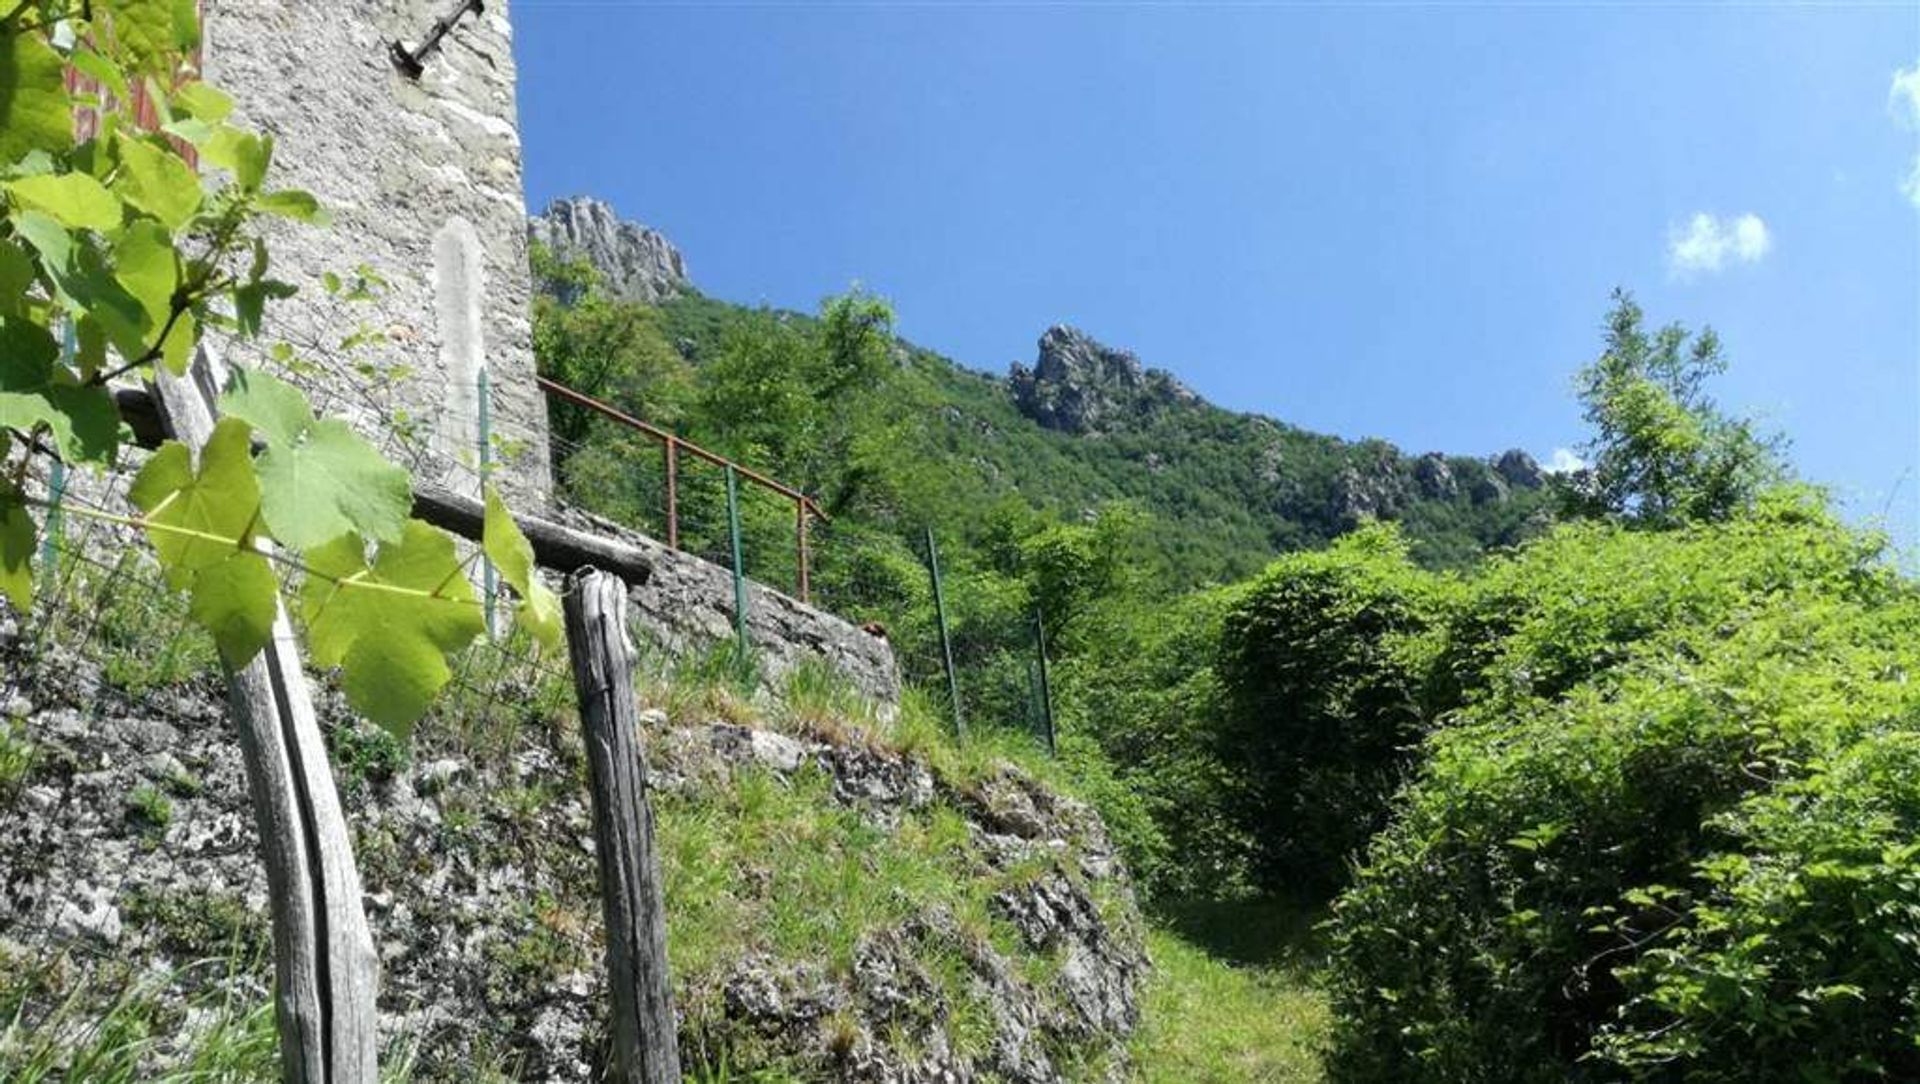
[[536, 380, 1060, 752]]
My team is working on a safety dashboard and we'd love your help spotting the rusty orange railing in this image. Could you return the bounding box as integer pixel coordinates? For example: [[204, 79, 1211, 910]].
[[537, 376, 827, 602]]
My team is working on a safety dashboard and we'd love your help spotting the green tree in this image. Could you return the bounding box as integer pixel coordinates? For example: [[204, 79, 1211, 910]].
[[529, 241, 692, 446], [1561, 290, 1786, 527], [693, 289, 897, 511]]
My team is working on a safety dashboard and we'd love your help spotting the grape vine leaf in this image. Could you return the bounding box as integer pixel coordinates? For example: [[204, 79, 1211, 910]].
[[0, 315, 121, 464], [93, 0, 193, 73], [0, 239, 33, 314], [482, 484, 562, 649], [202, 128, 270, 191], [127, 416, 261, 589], [301, 522, 486, 731], [113, 133, 203, 230], [189, 549, 277, 667], [127, 418, 276, 666], [0, 480, 32, 613], [0, 32, 71, 164], [255, 189, 328, 225], [4, 173, 123, 231], [110, 219, 195, 375], [170, 82, 231, 123], [219, 368, 410, 548]]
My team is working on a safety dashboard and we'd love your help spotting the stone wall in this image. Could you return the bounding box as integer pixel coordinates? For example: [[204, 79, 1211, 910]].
[[202, 0, 551, 503], [560, 509, 902, 709]]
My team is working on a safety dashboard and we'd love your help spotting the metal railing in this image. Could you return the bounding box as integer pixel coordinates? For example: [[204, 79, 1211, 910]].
[[536, 375, 828, 603]]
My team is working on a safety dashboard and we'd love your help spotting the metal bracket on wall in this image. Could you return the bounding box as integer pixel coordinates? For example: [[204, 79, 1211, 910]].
[[389, 0, 486, 80]]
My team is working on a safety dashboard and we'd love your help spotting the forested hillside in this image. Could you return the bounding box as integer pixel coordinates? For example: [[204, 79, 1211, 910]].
[[529, 199, 1552, 594], [534, 203, 1920, 1082]]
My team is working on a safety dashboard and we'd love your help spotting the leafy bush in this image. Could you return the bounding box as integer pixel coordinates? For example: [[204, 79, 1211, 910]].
[[1325, 505, 1920, 1081], [1214, 523, 1453, 894]]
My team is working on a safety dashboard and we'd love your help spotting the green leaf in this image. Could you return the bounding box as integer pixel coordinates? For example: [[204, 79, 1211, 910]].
[[5, 173, 123, 231], [219, 365, 312, 443], [171, 82, 230, 123], [256, 421, 410, 549], [127, 417, 261, 589], [0, 481, 32, 613], [113, 218, 178, 328], [0, 239, 32, 314], [0, 316, 120, 463], [202, 128, 270, 191], [67, 47, 130, 105], [221, 368, 410, 548], [18, 213, 149, 359], [301, 521, 486, 731], [255, 189, 328, 224], [171, 0, 203, 50], [160, 305, 195, 376], [482, 484, 561, 649], [95, 0, 182, 72], [189, 549, 276, 666], [0, 32, 72, 164], [113, 134, 203, 230], [160, 117, 216, 147]]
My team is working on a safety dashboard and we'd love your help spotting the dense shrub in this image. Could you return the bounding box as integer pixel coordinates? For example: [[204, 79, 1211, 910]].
[[1214, 523, 1452, 894], [1325, 503, 1920, 1081], [1059, 583, 1257, 899]]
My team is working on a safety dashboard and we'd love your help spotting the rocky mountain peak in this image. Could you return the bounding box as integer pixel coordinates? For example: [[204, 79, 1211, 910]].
[[1009, 325, 1198, 435], [527, 196, 689, 303]]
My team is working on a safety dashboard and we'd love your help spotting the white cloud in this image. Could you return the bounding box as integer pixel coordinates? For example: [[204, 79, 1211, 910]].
[[1667, 212, 1772, 277], [1891, 62, 1920, 209], [1891, 60, 1920, 128], [1545, 447, 1587, 475]]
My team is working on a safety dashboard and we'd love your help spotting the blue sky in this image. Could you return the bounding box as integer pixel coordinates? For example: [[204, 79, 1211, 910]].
[[514, 2, 1920, 547]]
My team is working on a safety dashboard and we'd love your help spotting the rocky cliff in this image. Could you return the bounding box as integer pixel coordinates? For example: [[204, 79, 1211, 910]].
[[1008, 327, 1199, 437], [528, 196, 690, 303]]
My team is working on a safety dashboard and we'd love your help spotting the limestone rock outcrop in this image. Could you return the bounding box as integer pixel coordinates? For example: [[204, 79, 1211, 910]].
[[528, 196, 689, 303], [1009, 326, 1198, 436]]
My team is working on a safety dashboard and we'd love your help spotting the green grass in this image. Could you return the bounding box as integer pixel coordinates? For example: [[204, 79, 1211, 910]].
[[1131, 926, 1330, 1082]]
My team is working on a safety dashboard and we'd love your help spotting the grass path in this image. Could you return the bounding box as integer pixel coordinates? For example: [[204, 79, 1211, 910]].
[[1130, 899, 1331, 1082]]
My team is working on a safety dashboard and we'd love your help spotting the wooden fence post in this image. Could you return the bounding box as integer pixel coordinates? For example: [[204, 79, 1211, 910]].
[[564, 568, 682, 1084], [151, 346, 379, 1084]]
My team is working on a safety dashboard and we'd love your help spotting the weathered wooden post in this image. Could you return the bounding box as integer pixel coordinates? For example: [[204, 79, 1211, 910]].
[[564, 568, 682, 1084], [151, 347, 379, 1084], [925, 525, 964, 740]]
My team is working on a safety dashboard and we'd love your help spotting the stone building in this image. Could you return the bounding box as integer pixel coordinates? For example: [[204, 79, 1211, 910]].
[[202, 0, 551, 503]]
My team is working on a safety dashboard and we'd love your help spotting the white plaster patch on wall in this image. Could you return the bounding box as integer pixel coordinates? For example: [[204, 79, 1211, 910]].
[[433, 96, 521, 144], [434, 216, 487, 498]]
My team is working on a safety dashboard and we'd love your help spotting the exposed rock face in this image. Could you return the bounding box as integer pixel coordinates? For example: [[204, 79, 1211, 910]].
[[1328, 441, 1413, 530], [1009, 326, 1197, 435], [528, 196, 689, 303], [0, 624, 1141, 1083], [1494, 449, 1546, 490], [1412, 453, 1458, 500]]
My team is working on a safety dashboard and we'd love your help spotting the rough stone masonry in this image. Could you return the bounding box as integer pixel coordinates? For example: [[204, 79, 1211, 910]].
[[203, 0, 551, 504]]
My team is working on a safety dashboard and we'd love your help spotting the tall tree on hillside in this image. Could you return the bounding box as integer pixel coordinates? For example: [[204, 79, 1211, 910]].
[[695, 290, 897, 511], [1561, 290, 1787, 527], [530, 242, 692, 446]]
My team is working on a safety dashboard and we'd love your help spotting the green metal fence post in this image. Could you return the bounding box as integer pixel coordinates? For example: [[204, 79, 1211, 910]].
[[1033, 606, 1056, 757], [477, 367, 496, 637], [726, 464, 749, 674], [925, 526, 964, 741]]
